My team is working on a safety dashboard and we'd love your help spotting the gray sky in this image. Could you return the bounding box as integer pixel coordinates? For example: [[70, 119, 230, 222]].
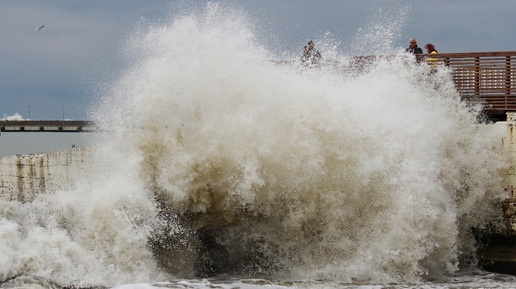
[[1, 0, 514, 120]]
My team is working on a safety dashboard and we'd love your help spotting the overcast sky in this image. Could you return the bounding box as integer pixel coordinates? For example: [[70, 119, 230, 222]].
[[1, 0, 514, 120]]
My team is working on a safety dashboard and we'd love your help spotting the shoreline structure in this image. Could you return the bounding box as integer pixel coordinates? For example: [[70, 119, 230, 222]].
[[0, 146, 90, 202]]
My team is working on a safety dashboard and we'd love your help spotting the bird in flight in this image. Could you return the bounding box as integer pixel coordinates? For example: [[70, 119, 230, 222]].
[[34, 25, 45, 31]]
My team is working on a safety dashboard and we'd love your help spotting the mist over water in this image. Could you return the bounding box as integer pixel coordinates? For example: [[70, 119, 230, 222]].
[[0, 3, 512, 288]]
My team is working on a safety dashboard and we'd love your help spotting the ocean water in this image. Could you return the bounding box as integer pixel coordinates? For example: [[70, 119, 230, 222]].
[[2, 3, 516, 289]]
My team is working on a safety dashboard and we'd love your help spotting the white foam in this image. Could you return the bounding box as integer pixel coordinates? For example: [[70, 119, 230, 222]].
[[0, 3, 510, 287]]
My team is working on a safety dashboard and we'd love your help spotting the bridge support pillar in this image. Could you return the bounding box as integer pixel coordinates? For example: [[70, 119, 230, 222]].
[[499, 112, 516, 233]]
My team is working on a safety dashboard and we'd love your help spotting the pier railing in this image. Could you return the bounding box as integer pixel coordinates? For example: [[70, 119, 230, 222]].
[[340, 51, 516, 121], [429, 51, 516, 120]]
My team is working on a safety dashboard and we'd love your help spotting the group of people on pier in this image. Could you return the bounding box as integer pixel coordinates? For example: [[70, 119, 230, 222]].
[[406, 38, 439, 66], [300, 38, 439, 67], [301, 40, 322, 65]]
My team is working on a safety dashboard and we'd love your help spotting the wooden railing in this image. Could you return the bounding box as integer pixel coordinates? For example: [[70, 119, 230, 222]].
[[323, 51, 516, 121], [422, 51, 516, 120]]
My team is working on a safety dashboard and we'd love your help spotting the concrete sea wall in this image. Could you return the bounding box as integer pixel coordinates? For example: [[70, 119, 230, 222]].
[[0, 147, 91, 202]]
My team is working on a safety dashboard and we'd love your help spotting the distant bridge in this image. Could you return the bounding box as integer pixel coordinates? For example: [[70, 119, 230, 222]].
[[0, 120, 96, 132]]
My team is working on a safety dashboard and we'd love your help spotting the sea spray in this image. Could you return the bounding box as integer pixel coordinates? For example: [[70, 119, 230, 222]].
[[94, 3, 508, 281], [0, 3, 510, 287]]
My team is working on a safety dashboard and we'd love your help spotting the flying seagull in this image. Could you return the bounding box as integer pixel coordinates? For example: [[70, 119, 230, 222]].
[[34, 25, 45, 31]]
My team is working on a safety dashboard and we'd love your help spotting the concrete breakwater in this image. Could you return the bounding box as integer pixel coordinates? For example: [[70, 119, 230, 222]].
[[0, 147, 91, 202]]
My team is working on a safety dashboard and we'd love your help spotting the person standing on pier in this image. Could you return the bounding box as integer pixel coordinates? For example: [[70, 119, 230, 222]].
[[406, 38, 423, 54], [425, 43, 439, 67], [301, 40, 322, 65]]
